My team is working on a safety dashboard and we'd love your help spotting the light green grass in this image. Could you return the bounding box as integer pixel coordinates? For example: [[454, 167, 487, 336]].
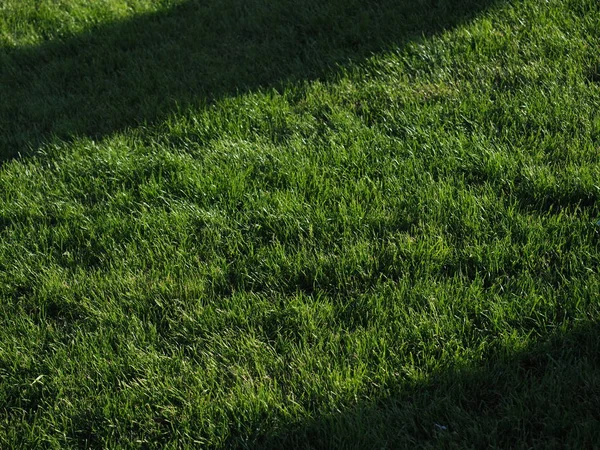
[[1, 0, 599, 448]]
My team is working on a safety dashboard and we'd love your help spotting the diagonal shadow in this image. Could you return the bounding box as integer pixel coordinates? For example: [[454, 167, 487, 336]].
[[1, 0, 499, 162], [246, 322, 600, 449]]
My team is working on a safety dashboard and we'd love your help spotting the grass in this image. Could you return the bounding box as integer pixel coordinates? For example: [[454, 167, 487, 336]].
[[1, 0, 599, 448]]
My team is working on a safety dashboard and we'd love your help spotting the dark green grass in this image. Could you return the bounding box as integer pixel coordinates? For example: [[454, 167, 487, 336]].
[[0, 0, 495, 159], [1, 0, 600, 448]]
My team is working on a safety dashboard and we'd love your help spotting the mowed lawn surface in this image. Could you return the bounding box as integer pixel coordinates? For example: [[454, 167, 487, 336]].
[[1, 0, 600, 448]]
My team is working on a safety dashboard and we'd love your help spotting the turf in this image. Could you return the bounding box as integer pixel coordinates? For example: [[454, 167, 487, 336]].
[[1, 0, 599, 448]]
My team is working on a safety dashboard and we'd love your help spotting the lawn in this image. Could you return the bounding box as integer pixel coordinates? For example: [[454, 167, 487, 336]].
[[1, 0, 599, 448]]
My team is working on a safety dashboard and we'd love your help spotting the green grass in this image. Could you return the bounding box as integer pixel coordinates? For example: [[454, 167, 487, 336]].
[[1, 0, 599, 448]]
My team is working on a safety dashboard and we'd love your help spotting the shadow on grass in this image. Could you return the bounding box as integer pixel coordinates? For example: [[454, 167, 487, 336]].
[[248, 322, 600, 449], [1, 0, 498, 161]]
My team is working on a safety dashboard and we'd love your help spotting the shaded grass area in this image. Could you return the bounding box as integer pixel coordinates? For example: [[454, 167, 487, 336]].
[[1, 0, 600, 448], [259, 322, 600, 449], [0, 0, 495, 159]]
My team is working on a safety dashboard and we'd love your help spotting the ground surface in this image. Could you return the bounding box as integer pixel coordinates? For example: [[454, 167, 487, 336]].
[[1, 0, 599, 448]]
